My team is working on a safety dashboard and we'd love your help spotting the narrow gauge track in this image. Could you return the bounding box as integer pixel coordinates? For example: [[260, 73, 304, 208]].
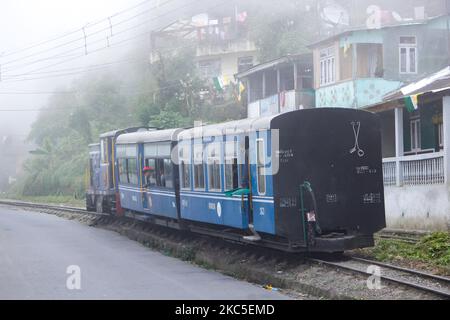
[[310, 256, 450, 299], [374, 234, 420, 244], [0, 199, 105, 216], [1, 199, 449, 299]]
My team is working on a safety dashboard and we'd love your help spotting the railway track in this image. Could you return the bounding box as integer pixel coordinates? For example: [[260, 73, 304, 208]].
[[310, 256, 450, 299], [1, 199, 449, 299], [375, 229, 430, 244], [0, 199, 102, 216]]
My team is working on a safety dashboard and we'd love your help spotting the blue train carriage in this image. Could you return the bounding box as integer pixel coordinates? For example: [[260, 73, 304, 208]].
[[85, 127, 148, 214], [177, 118, 275, 238], [115, 129, 182, 224], [177, 108, 386, 252]]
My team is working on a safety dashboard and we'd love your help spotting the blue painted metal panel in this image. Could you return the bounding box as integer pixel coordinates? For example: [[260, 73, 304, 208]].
[[119, 185, 178, 219], [180, 191, 248, 229], [249, 130, 276, 235]]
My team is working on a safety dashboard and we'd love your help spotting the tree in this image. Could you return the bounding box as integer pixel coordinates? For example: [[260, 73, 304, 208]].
[[247, 0, 321, 62]]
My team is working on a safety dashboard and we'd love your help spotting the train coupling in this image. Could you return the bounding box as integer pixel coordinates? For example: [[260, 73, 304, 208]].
[[243, 224, 261, 242]]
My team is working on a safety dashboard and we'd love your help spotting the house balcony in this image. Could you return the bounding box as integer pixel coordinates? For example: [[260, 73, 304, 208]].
[[315, 78, 403, 109], [248, 89, 315, 118], [382, 152, 445, 186], [196, 39, 256, 57]]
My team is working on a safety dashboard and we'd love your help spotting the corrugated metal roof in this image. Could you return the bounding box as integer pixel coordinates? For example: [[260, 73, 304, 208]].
[[384, 66, 450, 100], [308, 15, 444, 48], [235, 53, 312, 79]]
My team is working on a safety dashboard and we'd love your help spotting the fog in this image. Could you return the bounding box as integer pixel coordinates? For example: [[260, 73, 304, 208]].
[[0, 0, 447, 191], [0, 0, 224, 190]]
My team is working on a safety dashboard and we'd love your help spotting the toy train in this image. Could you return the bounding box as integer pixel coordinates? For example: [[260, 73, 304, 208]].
[[86, 108, 386, 253]]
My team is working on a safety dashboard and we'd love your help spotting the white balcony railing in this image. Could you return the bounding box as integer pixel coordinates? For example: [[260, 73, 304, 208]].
[[382, 152, 445, 186]]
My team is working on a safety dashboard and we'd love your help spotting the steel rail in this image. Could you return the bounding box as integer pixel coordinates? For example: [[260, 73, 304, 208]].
[[350, 256, 450, 284], [309, 258, 450, 299], [0, 199, 107, 216]]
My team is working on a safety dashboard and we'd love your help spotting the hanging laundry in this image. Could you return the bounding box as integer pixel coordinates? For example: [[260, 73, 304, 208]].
[[236, 11, 248, 23], [238, 82, 246, 101], [192, 13, 209, 27], [213, 77, 224, 92], [222, 16, 232, 24]]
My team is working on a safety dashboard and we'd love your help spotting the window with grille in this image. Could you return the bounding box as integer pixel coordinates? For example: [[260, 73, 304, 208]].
[[319, 46, 335, 86]]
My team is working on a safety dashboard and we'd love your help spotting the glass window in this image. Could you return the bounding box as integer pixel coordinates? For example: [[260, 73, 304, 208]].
[[158, 144, 171, 157], [238, 56, 254, 73], [193, 144, 205, 189], [399, 36, 417, 74], [144, 143, 171, 158], [179, 144, 191, 189], [127, 158, 138, 185], [319, 46, 335, 86], [224, 140, 239, 190], [438, 122, 444, 148], [410, 118, 421, 152], [145, 158, 157, 187], [144, 144, 157, 157], [100, 139, 108, 164], [256, 139, 266, 195], [163, 159, 174, 188], [118, 158, 128, 183], [207, 143, 221, 191]]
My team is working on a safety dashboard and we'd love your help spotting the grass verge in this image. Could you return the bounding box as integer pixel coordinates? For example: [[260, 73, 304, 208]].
[[354, 232, 450, 275]]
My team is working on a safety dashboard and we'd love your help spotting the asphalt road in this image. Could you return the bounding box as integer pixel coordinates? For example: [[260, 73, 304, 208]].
[[0, 206, 288, 300]]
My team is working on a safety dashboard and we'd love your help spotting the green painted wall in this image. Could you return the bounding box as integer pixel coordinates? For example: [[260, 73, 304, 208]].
[[403, 99, 442, 153]]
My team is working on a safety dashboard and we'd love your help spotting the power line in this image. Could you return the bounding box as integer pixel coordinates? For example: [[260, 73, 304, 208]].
[[0, 0, 203, 78], [0, 32, 152, 82], [0, 0, 177, 73], [0, 0, 157, 59], [0, 0, 170, 68], [0, 0, 229, 83], [4, 57, 146, 79]]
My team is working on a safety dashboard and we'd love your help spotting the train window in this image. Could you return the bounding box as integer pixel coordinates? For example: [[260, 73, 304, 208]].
[[144, 158, 157, 187], [144, 143, 171, 158], [127, 158, 138, 185], [225, 140, 238, 190], [256, 139, 266, 195], [193, 144, 205, 190], [100, 139, 108, 164], [157, 143, 171, 157], [163, 159, 173, 188], [207, 143, 221, 191], [144, 144, 157, 157], [118, 158, 128, 183], [179, 144, 191, 189]]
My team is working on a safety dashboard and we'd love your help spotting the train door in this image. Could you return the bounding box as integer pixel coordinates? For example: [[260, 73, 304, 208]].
[[243, 136, 253, 225]]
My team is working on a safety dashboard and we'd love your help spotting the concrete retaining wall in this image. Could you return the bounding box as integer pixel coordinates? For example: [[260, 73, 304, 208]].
[[384, 185, 450, 231]]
